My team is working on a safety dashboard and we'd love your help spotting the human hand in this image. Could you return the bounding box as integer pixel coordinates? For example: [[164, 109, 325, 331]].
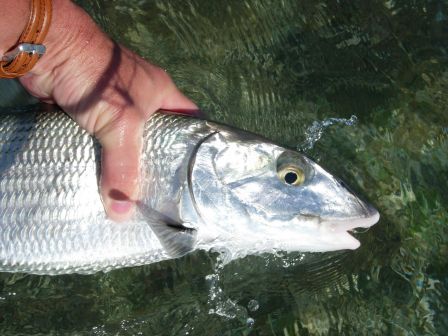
[[14, 0, 198, 221]]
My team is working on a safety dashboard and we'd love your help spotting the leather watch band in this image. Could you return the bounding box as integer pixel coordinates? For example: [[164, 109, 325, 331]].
[[0, 0, 52, 78]]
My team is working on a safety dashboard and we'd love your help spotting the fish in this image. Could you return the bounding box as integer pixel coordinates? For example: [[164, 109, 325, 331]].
[[0, 105, 379, 275]]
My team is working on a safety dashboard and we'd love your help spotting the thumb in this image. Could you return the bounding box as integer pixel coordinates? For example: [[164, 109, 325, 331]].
[[98, 110, 143, 221]]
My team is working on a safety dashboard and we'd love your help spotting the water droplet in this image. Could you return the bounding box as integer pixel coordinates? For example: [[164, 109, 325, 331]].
[[299, 115, 358, 151], [246, 317, 255, 328], [247, 299, 259, 312]]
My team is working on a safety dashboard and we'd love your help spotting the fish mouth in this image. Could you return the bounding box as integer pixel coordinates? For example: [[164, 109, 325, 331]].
[[274, 204, 380, 252], [325, 203, 380, 234], [317, 204, 379, 250], [291, 201, 378, 251]]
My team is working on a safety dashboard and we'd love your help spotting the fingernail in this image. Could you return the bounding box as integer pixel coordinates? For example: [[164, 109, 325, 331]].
[[111, 200, 133, 214]]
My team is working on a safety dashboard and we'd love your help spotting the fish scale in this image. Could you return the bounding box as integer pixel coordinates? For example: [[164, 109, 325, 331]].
[[0, 108, 202, 274]]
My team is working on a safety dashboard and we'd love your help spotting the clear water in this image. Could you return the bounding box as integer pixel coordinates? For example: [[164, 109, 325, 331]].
[[0, 0, 447, 334]]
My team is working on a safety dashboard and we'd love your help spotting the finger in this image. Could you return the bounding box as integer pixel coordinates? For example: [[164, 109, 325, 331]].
[[160, 86, 198, 114], [98, 111, 143, 222], [142, 67, 199, 116]]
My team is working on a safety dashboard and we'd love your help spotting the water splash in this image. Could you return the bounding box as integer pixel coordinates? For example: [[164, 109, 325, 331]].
[[206, 273, 243, 319], [206, 252, 247, 320], [204, 250, 260, 329], [299, 115, 358, 151], [267, 250, 306, 268]]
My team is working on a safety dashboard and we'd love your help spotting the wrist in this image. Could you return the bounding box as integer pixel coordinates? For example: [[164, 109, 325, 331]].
[[33, 0, 99, 74], [0, 0, 30, 55], [23, 0, 113, 100]]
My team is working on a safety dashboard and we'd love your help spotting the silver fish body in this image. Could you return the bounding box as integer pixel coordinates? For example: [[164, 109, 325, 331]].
[[0, 106, 379, 275]]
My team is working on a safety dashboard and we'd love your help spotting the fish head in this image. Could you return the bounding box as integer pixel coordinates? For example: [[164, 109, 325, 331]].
[[188, 126, 379, 254]]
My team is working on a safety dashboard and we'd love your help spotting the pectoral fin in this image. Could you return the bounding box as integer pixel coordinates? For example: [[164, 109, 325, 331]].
[[137, 203, 197, 258]]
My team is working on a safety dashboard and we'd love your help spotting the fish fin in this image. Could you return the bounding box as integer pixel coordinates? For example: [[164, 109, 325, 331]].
[[137, 203, 197, 258]]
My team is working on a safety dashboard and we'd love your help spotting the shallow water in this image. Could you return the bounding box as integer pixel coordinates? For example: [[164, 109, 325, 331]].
[[0, 0, 447, 334]]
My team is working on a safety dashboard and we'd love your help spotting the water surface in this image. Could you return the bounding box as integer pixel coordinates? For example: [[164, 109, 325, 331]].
[[0, 0, 447, 334]]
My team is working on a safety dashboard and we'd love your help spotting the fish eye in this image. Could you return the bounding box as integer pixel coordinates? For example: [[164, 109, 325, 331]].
[[278, 165, 305, 186]]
